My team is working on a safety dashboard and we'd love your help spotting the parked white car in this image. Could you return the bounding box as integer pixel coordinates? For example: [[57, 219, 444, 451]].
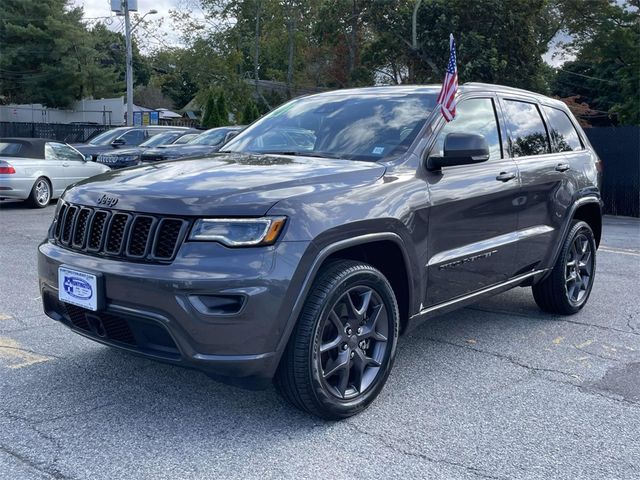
[[0, 138, 110, 208]]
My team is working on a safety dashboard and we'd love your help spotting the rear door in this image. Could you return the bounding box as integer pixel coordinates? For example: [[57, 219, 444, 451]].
[[499, 98, 576, 274], [424, 95, 521, 306]]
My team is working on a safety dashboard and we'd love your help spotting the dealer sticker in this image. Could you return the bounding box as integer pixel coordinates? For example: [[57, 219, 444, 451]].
[[58, 267, 98, 311]]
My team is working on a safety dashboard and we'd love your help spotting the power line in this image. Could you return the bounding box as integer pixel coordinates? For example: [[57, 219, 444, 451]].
[[555, 68, 619, 85]]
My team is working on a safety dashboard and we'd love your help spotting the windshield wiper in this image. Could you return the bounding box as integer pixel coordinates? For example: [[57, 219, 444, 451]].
[[258, 150, 342, 159]]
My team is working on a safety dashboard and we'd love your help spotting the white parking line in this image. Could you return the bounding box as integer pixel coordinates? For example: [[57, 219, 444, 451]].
[[599, 246, 640, 257], [0, 336, 52, 369]]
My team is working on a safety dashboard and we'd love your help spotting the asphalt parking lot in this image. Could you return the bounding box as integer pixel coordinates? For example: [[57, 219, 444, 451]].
[[0, 200, 638, 480]]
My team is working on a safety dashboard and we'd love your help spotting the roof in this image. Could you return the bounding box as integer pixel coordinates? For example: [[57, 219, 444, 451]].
[[297, 83, 566, 107], [0, 138, 54, 159]]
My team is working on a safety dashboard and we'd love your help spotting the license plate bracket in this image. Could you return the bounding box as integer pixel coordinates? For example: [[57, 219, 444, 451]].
[[58, 266, 103, 311]]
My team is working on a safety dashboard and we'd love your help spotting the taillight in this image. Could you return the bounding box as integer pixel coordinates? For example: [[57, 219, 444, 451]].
[[0, 161, 15, 174]]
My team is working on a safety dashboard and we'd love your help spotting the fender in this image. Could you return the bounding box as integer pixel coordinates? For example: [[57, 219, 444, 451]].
[[272, 231, 415, 362], [537, 194, 602, 283]]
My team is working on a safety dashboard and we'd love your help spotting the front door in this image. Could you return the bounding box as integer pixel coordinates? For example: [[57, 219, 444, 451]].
[[424, 95, 521, 306]]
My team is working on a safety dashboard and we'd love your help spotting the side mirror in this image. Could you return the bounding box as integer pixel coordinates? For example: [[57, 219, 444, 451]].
[[111, 138, 126, 147], [428, 133, 490, 170]]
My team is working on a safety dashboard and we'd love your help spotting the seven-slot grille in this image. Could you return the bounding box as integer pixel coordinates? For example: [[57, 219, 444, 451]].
[[52, 201, 188, 263]]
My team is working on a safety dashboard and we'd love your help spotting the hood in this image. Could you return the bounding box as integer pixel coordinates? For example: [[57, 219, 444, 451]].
[[141, 144, 220, 160], [72, 144, 118, 159], [98, 147, 145, 158], [63, 152, 386, 216]]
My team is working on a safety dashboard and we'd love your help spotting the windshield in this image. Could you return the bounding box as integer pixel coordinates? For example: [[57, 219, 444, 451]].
[[223, 92, 437, 161], [140, 131, 181, 147], [189, 129, 229, 146], [174, 133, 198, 144], [88, 128, 127, 145]]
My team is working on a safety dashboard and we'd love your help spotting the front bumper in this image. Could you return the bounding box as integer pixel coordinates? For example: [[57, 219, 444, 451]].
[[38, 238, 310, 388]]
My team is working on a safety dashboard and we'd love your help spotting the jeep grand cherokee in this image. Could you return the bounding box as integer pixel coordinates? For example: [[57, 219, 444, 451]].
[[38, 84, 603, 419]]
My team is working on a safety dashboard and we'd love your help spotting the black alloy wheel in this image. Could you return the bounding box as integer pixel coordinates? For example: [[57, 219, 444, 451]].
[[533, 220, 597, 314], [564, 231, 595, 306], [318, 285, 390, 399], [275, 260, 399, 419]]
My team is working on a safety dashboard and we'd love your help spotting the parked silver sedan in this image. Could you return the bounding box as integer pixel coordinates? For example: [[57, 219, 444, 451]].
[[0, 138, 109, 208]]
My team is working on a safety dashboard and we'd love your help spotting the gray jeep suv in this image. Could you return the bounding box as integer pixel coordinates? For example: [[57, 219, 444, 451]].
[[38, 84, 602, 419]]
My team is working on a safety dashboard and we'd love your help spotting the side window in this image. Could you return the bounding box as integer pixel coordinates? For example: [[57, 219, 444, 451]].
[[503, 100, 551, 157], [119, 130, 145, 145], [48, 143, 84, 162], [542, 106, 583, 152], [431, 98, 502, 161], [44, 144, 57, 161]]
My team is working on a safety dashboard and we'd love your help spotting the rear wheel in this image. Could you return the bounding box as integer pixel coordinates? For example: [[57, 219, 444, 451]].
[[27, 177, 51, 208], [275, 260, 399, 419], [532, 220, 596, 314]]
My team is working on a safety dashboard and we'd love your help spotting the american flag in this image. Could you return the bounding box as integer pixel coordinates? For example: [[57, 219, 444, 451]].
[[436, 34, 458, 122]]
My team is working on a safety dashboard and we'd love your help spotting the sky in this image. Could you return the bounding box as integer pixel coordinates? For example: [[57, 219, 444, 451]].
[[75, 0, 180, 20], [73, 0, 188, 52]]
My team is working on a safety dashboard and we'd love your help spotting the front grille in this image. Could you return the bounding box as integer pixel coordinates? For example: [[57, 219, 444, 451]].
[[60, 302, 180, 358], [105, 213, 130, 254], [64, 304, 137, 345], [140, 154, 165, 163], [52, 201, 188, 263], [72, 208, 92, 247]]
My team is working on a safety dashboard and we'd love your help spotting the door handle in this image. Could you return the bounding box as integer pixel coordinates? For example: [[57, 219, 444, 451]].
[[62, 162, 70, 167], [496, 172, 516, 182], [555, 163, 570, 172]]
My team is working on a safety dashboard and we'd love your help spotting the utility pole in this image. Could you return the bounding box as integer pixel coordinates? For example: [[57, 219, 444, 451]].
[[123, 0, 134, 126]]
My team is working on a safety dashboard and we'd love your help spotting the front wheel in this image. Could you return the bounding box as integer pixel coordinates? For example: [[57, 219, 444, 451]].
[[532, 220, 597, 315], [275, 260, 399, 419]]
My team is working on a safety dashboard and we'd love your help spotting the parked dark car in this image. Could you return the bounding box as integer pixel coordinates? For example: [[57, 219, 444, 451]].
[[39, 84, 602, 419], [96, 130, 200, 169], [73, 126, 192, 161], [139, 126, 243, 163]]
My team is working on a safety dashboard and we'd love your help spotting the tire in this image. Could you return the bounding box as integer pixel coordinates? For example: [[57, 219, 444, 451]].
[[275, 260, 399, 419], [26, 177, 51, 208], [532, 220, 597, 315]]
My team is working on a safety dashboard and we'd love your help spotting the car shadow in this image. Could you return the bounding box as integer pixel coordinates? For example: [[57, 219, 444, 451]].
[[0, 199, 56, 210], [7, 287, 556, 441]]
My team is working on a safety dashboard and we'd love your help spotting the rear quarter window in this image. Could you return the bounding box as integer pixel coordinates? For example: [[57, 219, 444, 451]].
[[0, 142, 22, 155], [503, 100, 551, 158], [542, 106, 583, 152]]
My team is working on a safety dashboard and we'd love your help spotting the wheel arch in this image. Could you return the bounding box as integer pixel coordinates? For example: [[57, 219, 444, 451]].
[[573, 201, 602, 247], [274, 231, 418, 369], [323, 239, 412, 333], [539, 194, 602, 284], [31, 175, 53, 197]]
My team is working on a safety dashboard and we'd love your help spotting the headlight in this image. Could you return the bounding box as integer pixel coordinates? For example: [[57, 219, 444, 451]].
[[188, 217, 286, 247]]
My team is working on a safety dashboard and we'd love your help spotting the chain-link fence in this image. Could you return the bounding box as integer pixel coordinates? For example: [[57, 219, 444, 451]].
[[0, 122, 111, 143]]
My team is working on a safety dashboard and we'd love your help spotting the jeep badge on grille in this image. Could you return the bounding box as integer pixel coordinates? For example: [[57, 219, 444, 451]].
[[97, 194, 118, 208]]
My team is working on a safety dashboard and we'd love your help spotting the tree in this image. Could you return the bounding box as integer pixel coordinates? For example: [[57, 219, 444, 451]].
[[550, 0, 639, 125], [201, 91, 220, 128], [133, 85, 174, 109], [0, 0, 119, 107], [88, 23, 151, 91], [241, 100, 260, 124], [215, 91, 229, 125]]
